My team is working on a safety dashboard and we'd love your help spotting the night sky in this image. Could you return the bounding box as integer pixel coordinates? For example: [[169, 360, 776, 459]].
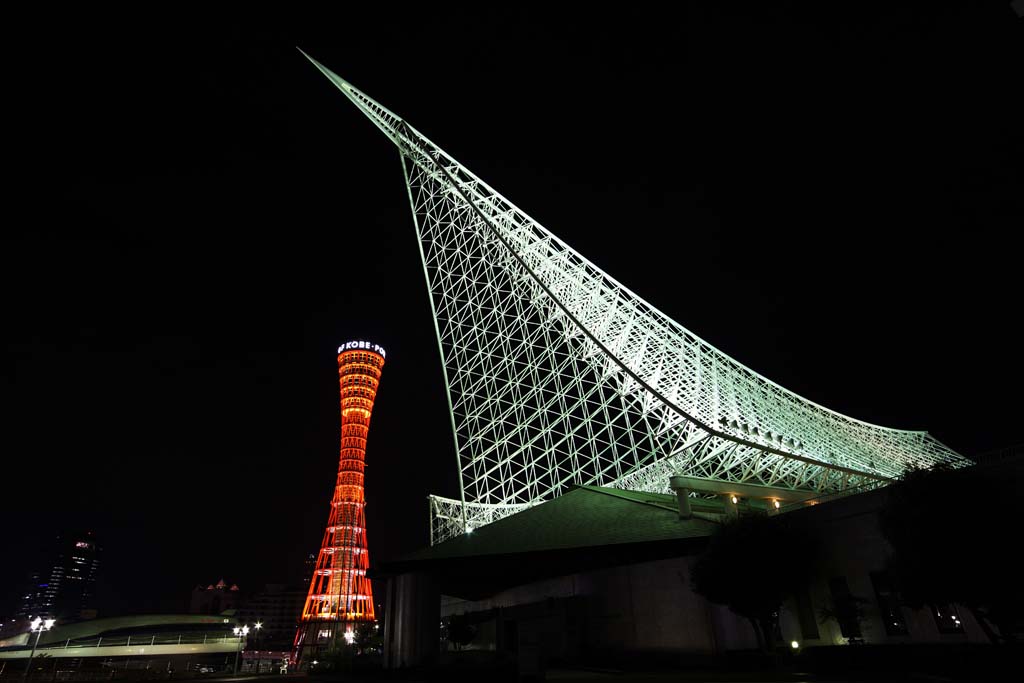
[[3, 5, 1021, 618]]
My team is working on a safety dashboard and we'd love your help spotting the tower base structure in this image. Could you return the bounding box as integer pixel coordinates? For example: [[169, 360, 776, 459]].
[[293, 621, 358, 668]]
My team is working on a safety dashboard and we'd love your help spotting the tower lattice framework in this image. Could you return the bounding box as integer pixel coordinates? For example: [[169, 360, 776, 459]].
[[295, 341, 384, 660], [302, 52, 971, 546]]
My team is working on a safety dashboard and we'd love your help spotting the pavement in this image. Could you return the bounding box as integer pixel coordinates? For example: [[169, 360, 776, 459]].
[[89, 667, 989, 683], [188, 674, 306, 683]]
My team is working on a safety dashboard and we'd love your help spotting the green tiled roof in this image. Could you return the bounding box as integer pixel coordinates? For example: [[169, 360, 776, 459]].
[[405, 486, 720, 563]]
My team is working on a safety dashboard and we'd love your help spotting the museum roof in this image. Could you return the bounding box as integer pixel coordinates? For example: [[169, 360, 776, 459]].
[[403, 485, 720, 563]]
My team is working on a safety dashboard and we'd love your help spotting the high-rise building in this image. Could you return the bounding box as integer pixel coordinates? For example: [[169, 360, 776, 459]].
[[19, 531, 100, 622], [301, 552, 316, 585], [293, 341, 384, 663]]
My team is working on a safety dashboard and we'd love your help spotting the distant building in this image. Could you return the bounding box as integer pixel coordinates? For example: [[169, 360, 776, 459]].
[[302, 552, 316, 585], [19, 531, 100, 622], [0, 617, 29, 641], [238, 584, 306, 655], [189, 579, 241, 615]]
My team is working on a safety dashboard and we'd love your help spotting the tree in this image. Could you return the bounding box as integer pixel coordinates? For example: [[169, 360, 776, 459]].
[[878, 462, 1023, 643], [444, 614, 477, 651], [818, 594, 869, 644], [352, 622, 379, 655], [691, 513, 817, 652]]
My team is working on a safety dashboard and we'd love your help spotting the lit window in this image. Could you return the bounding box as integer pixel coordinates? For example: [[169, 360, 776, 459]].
[[869, 571, 908, 636], [933, 603, 965, 635]]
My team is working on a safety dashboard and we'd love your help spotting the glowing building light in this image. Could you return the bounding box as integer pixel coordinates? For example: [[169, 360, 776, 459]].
[[790, 640, 799, 649], [294, 343, 384, 664]]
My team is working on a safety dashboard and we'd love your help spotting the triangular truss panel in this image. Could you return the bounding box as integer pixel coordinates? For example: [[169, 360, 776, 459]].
[[302, 52, 970, 545]]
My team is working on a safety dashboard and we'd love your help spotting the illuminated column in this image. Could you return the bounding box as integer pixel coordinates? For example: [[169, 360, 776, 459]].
[[294, 341, 385, 664]]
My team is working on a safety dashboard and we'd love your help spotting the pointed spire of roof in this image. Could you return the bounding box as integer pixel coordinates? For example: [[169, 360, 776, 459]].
[[297, 48, 406, 148]]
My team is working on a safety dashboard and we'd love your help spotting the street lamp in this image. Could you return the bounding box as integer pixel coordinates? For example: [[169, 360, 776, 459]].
[[22, 617, 55, 683], [232, 625, 249, 675], [253, 622, 262, 675]]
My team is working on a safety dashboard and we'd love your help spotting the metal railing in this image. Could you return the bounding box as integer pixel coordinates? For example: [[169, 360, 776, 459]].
[[778, 477, 891, 513], [7, 633, 238, 653], [973, 443, 1023, 464]]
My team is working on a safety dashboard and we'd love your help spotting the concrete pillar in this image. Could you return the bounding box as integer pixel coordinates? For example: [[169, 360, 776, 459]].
[[383, 572, 440, 669], [668, 476, 693, 519], [721, 493, 739, 519], [676, 488, 692, 518]]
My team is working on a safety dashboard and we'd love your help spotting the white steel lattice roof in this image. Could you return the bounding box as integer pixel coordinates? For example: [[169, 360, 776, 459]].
[[301, 51, 971, 545]]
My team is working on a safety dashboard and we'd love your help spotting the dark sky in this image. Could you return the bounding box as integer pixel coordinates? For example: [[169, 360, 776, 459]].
[[3, 5, 1021, 618]]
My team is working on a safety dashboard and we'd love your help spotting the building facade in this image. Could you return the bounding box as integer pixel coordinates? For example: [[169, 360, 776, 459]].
[[238, 584, 305, 651], [378, 469, 1011, 671]]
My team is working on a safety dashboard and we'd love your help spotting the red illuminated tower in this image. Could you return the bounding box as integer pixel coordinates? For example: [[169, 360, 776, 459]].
[[294, 341, 385, 664]]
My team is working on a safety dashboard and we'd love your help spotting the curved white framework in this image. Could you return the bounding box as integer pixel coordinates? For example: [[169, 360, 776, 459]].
[[302, 52, 970, 545]]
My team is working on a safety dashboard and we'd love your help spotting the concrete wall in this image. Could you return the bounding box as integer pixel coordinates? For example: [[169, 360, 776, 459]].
[[383, 572, 440, 668], [777, 494, 990, 647], [437, 496, 993, 664], [411, 489, 999, 670], [441, 556, 757, 659]]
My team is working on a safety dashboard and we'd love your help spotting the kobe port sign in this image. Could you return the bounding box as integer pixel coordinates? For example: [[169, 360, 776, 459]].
[[338, 341, 386, 358]]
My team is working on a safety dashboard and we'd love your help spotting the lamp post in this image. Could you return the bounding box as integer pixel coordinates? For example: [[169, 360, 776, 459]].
[[232, 625, 249, 675], [253, 622, 262, 674], [22, 617, 55, 683]]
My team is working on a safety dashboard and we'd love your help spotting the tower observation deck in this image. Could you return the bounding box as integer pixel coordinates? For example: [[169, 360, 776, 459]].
[[294, 341, 385, 663], [300, 52, 972, 546]]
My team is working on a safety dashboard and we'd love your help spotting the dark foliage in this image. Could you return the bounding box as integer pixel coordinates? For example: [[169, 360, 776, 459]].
[[352, 622, 380, 654], [445, 615, 477, 651], [818, 594, 869, 643], [691, 513, 818, 650], [878, 462, 1023, 643]]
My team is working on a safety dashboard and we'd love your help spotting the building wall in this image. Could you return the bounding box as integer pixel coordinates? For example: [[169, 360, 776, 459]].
[[438, 493, 992, 665], [237, 584, 305, 649], [778, 494, 989, 647], [441, 556, 756, 658]]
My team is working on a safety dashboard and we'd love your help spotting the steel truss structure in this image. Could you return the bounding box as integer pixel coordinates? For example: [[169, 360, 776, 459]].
[[302, 52, 970, 545]]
